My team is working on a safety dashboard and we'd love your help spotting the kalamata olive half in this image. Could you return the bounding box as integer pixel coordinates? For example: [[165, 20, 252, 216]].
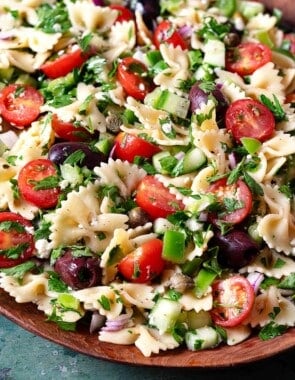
[[48, 142, 107, 169], [209, 229, 260, 269], [54, 250, 102, 290]]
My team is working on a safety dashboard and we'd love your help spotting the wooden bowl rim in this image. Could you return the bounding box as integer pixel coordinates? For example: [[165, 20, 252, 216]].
[[1, 288, 295, 368]]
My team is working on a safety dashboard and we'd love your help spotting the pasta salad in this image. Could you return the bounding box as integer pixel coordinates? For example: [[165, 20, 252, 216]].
[[0, 0, 295, 357]]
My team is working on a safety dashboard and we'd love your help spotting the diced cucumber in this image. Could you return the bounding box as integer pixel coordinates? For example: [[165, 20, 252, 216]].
[[186, 310, 212, 330], [57, 293, 80, 310], [152, 150, 172, 174], [182, 147, 207, 173], [202, 39, 225, 68], [60, 163, 83, 187], [149, 297, 182, 334], [238, 1, 264, 19], [15, 74, 37, 87], [145, 88, 190, 119], [185, 326, 221, 351]]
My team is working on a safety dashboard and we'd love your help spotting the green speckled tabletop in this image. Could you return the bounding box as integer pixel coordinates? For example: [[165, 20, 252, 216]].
[[0, 316, 295, 380]]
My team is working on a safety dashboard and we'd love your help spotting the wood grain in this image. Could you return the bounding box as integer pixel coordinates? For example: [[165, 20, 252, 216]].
[[1, 288, 295, 368]]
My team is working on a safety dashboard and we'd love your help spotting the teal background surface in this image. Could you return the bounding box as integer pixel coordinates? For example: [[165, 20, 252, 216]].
[[1, 316, 295, 380]]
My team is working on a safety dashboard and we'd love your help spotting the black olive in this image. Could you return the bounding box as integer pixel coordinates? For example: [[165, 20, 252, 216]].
[[128, 207, 150, 228], [54, 250, 102, 290], [209, 229, 260, 269]]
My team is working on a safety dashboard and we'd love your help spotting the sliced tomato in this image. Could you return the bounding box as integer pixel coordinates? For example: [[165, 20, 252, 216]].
[[117, 57, 154, 101], [40, 47, 88, 79], [225, 42, 272, 76], [153, 20, 188, 50], [51, 114, 94, 142], [0, 212, 34, 268], [109, 5, 134, 23], [210, 275, 255, 327], [284, 33, 295, 55], [225, 98, 275, 143], [113, 132, 161, 162], [0, 84, 44, 128], [118, 239, 165, 283], [208, 178, 252, 225], [135, 175, 185, 220], [18, 159, 60, 209]]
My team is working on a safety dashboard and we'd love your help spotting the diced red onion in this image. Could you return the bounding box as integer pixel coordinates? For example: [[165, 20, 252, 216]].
[[89, 312, 106, 333], [198, 212, 208, 222], [175, 151, 185, 161], [178, 25, 193, 40], [101, 313, 131, 332], [247, 272, 264, 293], [92, 0, 104, 5], [228, 152, 237, 169], [0, 31, 14, 40]]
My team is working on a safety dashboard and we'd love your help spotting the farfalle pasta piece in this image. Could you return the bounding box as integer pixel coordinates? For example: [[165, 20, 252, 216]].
[[218, 80, 246, 102], [192, 128, 231, 174], [94, 158, 146, 198], [277, 104, 295, 132], [0, 27, 61, 53], [104, 21, 136, 61], [114, 283, 156, 310], [0, 49, 49, 73], [123, 97, 189, 146], [240, 248, 295, 278], [45, 183, 128, 252], [66, 0, 117, 32], [224, 326, 252, 346], [245, 286, 295, 328], [179, 289, 213, 312], [134, 326, 180, 357], [191, 99, 219, 132], [154, 44, 189, 94], [4, 118, 55, 167], [246, 62, 285, 102], [257, 185, 295, 254], [100, 228, 134, 285], [246, 13, 277, 31], [73, 285, 124, 319], [99, 326, 140, 345], [42, 82, 106, 134], [0, 272, 49, 303]]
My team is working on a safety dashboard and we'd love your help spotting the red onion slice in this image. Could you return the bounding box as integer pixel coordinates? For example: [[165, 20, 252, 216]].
[[90, 312, 106, 333], [247, 272, 264, 293]]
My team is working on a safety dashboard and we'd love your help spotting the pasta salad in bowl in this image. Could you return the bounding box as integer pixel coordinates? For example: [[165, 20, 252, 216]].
[[0, 0, 295, 366]]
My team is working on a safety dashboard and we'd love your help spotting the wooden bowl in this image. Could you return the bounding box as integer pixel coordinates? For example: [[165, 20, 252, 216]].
[[1, 287, 295, 368], [1, 0, 295, 368]]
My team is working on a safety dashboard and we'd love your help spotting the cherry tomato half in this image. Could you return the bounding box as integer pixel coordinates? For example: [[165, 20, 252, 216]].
[[113, 132, 161, 162], [118, 239, 165, 283], [51, 114, 94, 142], [18, 159, 60, 209], [109, 5, 134, 23], [225, 98, 275, 143], [284, 33, 295, 55], [135, 175, 185, 220], [225, 42, 272, 76], [208, 178, 252, 225], [117, 57, 154, 101], [210, 275, 255, 327], [0, 212, 35, 268], [40, 47, 89, 79], [153, 20, 188, 50], [0, 84, 44, 128]]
